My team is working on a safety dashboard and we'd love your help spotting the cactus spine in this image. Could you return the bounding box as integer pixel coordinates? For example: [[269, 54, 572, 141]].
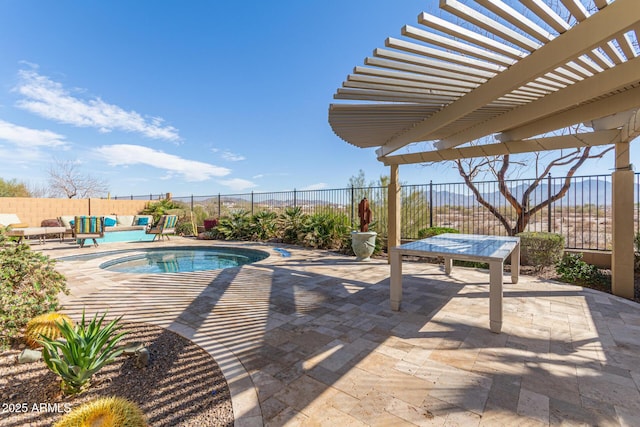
[[24, 312, 74, 349], [53, 396, 147, 427]]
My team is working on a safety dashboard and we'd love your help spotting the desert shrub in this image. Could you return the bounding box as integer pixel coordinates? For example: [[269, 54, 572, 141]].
[[250, 211, 278, 241], [517, 231, 564, 270], [298, 213, 350, 249], [141, 199, 185, 223], [175, 219, 195, 236], [40, 311, 127, 395], [556, 253, 609, 287], [0, 233, 68, 349], [417, 227, 459, 239], [279, 207, 305, 244], [215, 210, 253, 240]]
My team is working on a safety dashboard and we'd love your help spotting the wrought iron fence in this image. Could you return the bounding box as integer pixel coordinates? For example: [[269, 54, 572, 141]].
[[113, 173, 639, 251]]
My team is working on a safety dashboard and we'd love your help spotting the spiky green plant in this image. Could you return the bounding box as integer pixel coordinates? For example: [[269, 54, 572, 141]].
[[39, 311, 128, 395], [53, 396, 147, 427], [24, 312, 74, 349]]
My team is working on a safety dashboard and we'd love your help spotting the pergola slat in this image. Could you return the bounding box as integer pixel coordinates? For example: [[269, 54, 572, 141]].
[[373, 48, 496, 79], [364, 57, 487, 84], [402, 25, 516, 66], [417, 12, 526, 60], [385, 38, 506, 73], [473, 0, 554, 43], [520, 0, 571, 33]]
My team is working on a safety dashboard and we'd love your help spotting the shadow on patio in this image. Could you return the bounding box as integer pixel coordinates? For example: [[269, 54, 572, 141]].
[[56, 244, 640, 426]]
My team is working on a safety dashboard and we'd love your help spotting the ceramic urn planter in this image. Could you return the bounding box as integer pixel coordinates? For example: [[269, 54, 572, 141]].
[[351, 231, 377, 261]]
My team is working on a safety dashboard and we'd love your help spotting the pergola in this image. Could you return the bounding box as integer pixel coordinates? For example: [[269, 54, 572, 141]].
[[329, 0, 640, 298]]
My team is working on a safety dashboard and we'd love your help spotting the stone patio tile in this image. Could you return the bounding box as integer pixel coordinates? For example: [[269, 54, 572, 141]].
[[517, 388, 549, 425], [349, 389, 416, 427], [332, 367, 382, 399], [385, 397, 443, 426]]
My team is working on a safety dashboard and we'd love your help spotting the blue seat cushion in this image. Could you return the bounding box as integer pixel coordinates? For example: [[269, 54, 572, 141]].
[[137, 217, 149, 226], [104, 217, 117, 227]]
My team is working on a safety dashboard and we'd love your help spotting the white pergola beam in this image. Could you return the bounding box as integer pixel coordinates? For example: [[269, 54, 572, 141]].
[[381, 131, 622, 165], [439, 56, 640, 147], [374, 0, 638, 157], [498, 85, 640, 142]]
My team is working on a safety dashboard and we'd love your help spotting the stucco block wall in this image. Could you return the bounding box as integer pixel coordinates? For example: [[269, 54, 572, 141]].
[[0, 198, 149, 227]]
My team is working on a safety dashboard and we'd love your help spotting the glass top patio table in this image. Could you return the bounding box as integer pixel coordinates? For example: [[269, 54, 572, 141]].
[[389, 233, 520, 333]]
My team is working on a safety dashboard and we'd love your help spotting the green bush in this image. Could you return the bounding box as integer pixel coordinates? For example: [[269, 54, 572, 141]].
[[417, 227, 459, 239], [279, 207, 305, 244], [141, 199, 186, 223], [175, 219, 195, 236], [298, 213, 350, 250], [517, 231, 564, 269], [215, 210, 253, 240], [250, 211, 278, 241], [555, 253, 609, 287], [0, 231, 68, 349], [40, 311, 127, 395]]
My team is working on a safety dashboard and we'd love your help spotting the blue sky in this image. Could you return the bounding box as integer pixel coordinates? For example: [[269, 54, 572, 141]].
[[0, 1, 625, 198]]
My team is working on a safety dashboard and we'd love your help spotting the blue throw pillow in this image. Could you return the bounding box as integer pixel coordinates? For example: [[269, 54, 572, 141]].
[[104, 217, 117, 227], [69, 220, 75, 227], [137, 217, 149, 226]]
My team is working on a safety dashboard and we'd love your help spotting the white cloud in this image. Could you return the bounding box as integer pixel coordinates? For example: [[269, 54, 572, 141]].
[[0, 119, 68, 148], [94, 144, 230, 181], [15, 70, 180, 142], [218, 178, 256, 191], [221, 150, 245, 162], [301, 183, 328, 191]]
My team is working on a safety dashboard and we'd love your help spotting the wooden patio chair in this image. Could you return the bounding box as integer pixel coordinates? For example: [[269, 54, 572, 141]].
[[146, 214, 178, 241], [74, 216, 105, 247]]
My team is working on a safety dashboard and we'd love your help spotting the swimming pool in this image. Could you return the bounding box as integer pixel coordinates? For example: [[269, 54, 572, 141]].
[[61, 247, 269, 273]]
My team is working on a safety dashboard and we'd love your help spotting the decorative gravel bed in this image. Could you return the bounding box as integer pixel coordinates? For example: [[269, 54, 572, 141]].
[[0, 322, 234, 426]]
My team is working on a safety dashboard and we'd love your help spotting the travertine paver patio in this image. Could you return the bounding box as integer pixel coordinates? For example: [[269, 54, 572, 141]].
[[39, 238, 640, 426]]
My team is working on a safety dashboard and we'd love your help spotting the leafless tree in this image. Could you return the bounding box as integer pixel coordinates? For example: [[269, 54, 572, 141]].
[[48, 159, 110, 199], [452, 145, 614, 236]]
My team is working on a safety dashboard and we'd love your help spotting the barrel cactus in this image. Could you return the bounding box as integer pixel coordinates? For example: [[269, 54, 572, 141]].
[[24, 312, 74, 349], [53, 396, 147, 427]]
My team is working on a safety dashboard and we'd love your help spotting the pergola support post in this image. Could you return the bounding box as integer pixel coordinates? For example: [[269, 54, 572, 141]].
[[611, 141, 634, 299], [388, 164, 401, 263]]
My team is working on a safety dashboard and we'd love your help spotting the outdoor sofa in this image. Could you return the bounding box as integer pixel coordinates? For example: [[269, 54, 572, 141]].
[[0, 213, 66, 244], [58, 214, 154, 237]]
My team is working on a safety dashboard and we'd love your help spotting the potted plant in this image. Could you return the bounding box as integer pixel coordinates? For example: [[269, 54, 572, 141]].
[[351, 198, 377, 261]]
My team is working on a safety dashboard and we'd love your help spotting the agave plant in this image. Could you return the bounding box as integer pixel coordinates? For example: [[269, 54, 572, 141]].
[[39, 311, 128, 395], [250, 211, 278, 241], [216, 210, 252, 240], [279, 207, 306, 244]]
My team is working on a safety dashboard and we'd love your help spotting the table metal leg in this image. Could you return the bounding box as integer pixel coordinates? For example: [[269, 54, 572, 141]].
[[444, 257, 452, 275], [489, 261, 503, 333], [511, 242, 520, 284], [390, 250, 402, 311]]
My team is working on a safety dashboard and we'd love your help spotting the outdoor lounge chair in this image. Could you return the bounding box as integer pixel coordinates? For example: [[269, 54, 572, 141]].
[[0, 213, 66, 244], [74, 216, 105, 247], [146, 214, 178, 241]]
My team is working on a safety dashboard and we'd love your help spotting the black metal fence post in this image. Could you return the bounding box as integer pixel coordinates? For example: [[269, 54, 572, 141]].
[[251, 191, 254, 215], [547, 173, 552, 232], [429, 180, 433, 228], [351, 185, 355, 229], [217, 194, 221, 218]]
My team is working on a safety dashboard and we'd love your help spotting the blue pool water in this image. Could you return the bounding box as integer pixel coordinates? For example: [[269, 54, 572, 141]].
[[98, 247, 269, 273], [77, 229, 155, 244]]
